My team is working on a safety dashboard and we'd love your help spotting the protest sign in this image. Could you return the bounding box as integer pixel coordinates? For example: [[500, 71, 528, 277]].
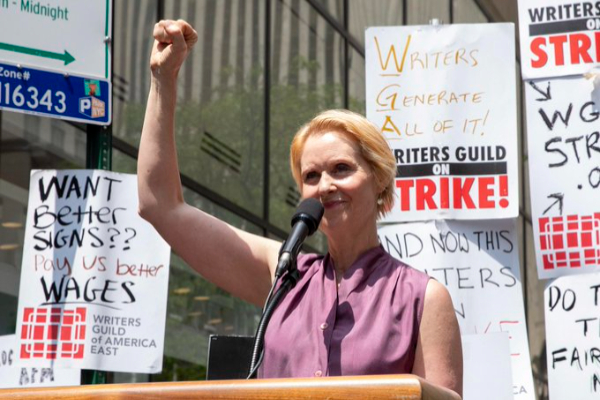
[[462, 333, 513, 400], [15, 170, 171, 373], [377, 219, 534, 399], [366, 23, 518, 221], [545, 273, 600, 399], [518, 0, 600, 80], [525, 76, 600, 279], [0, 334, 79, 389]]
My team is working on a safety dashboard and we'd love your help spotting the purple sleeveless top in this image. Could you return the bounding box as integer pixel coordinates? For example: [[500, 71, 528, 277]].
[[259, 245, 430, 378]]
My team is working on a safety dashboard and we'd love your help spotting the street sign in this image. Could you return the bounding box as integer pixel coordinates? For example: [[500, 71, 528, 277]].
[[0, 0, 112, 125], [0, 62, 111, 125], [0, 0, 111, 79]]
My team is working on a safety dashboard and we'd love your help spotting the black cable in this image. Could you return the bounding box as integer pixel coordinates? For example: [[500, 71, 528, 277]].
[[246, 270, 299, 379], [246, 277, 280, 378], [246, 342, 265, 379], [262, 277, 279, 313]]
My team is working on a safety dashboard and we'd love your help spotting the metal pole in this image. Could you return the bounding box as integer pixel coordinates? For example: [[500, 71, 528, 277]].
[[81, 0, 114, 385]]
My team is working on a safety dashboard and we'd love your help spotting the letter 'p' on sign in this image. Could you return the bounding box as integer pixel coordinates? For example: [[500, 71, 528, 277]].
[[79, 97, 106, 119], [79, 98, 92, 114]]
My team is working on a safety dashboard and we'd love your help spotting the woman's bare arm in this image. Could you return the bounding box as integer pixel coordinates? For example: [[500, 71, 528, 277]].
[[412, 279, 463, 397], [137, 20, 280, 306]]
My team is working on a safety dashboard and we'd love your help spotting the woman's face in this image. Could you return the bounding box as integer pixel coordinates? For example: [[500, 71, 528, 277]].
[[299, 131, 380, 237]]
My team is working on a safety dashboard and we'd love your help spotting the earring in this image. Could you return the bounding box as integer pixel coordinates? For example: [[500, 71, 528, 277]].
[[377, 197, 383, 206]]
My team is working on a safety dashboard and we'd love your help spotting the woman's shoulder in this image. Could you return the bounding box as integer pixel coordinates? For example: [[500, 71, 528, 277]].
[[377, 251, 431, 325], [284, 253, 328, 289], [296, 252, 326, 272], [378, 248, 430, 284]]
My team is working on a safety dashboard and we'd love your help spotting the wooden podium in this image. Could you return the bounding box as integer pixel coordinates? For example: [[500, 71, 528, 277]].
[[0, 374, 460, 400]]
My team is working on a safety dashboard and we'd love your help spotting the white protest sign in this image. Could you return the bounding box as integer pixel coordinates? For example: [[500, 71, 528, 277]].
[[525, 76, 600, 279], [0, 0, 111, 79], [15, 170, 170, 373], [377, 219, 534, 399], [0, 334, 79, 389], [518, 0, 600, 80], [366, 23, 518, 221], [462, 333, 513, 400], [544, 273, 600, 399]]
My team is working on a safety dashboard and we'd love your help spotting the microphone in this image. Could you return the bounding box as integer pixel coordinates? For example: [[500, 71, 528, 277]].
[[275, 198, 324, 278]]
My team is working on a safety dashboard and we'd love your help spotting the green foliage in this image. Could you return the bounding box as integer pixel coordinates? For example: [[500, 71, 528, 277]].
[[154, 355, 207, 382], [174, 80, 265, 215], [118, 102, 147, 145]]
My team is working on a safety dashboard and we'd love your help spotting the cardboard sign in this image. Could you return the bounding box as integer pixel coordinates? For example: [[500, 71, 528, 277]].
[[518, 0, 600, 80], [15, 170, 171, 373], [0, 334, 80, 389], [525, 76, 600, 279], [545, 273, 600, 399], [366, 24, 518, 221], [377, 219, 534, 399], [462, 333, 513, 400]]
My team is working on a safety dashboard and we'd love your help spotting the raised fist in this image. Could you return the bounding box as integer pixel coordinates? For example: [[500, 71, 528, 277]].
[[150, 19, 198, 78]]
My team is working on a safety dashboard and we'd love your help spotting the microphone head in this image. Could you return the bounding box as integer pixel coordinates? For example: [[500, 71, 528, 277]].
[[292, 198, 324, 236]]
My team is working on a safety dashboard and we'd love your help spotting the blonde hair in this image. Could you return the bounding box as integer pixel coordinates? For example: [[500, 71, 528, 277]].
[[290, 109, 396, 219]]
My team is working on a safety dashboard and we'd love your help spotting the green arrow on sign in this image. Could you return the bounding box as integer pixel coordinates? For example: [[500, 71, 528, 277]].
[[0, 42, 75, 65]]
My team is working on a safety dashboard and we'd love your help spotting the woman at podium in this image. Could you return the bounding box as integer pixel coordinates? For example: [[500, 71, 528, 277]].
[[137, 19, 462, 397]]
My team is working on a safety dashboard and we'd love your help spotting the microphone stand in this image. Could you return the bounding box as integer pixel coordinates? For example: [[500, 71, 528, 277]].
[[246, 266, 299, 379]]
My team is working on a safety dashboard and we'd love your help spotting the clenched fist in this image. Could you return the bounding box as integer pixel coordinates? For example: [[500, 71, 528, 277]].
[[150, 19, 198, 78]]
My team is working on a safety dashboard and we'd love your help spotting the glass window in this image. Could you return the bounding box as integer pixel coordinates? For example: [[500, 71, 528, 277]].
[[407, 0, 450, 25], [113, 0, 266, 217], [349, 1, 405, 47], [170, 0, 267, 217], [348, 48, 366, 115], [112, 147, 138, 174], [111, 0, 158, 145], [313, 0, 344, 24], [0, 112, 86, 335], [269, 0, 344, 254], [453, 0, 488, 23]]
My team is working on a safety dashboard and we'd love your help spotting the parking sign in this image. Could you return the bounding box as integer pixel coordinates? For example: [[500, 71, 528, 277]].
[[0, 62, 111, 125]]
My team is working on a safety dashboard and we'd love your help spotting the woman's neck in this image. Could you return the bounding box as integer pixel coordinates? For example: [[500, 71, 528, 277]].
[[327, 222, 380, 280]]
